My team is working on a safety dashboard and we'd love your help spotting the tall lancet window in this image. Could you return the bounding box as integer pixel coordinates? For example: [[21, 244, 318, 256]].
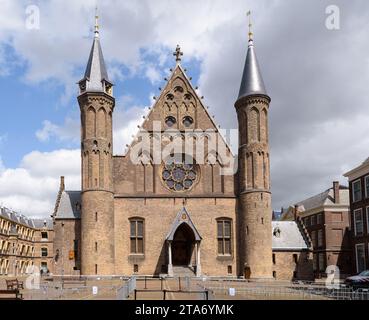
[[130, 218, 144, 254]]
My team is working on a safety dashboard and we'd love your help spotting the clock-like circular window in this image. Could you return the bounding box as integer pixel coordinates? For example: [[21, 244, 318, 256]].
[[161, 162, 198, 192]]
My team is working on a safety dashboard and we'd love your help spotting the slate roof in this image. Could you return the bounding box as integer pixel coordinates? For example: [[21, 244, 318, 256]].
[[272, 221, 309, 250], [0, 206, 53, 229], [296, 186, 349, 212], [54, 191, 81, 219], [79, 29, 110, 92], [237, 39, 268, 100]]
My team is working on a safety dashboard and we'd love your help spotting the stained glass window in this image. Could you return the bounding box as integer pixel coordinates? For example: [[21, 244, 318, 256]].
[[162, 161, 197, 191]]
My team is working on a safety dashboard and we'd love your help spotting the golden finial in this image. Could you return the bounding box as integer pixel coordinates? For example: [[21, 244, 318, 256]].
[[94, 6, 99, 36], [247, 10, 253, 41]]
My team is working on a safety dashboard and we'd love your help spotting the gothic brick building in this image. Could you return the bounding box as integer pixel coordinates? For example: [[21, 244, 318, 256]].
[[52, 21, 312, 280]]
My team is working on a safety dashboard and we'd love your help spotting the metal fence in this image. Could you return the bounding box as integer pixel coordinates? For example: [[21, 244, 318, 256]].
[[198, 279, 369, 300], [25, 279, 127, 300], [117, 276, 136, 300]]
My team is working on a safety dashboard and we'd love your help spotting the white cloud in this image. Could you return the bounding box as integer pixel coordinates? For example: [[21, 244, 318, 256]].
[[145, 65, 161, 84], [0, 156, 5, 173], [36, 118, 79, 143], [0, 149, 80, 217]]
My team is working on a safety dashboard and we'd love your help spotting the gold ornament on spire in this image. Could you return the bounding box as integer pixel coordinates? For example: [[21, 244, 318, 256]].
[[247, 10, 253, 41]]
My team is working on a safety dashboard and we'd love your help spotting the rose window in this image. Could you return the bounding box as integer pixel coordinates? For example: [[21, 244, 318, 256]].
[[162, 162, 198, 191]]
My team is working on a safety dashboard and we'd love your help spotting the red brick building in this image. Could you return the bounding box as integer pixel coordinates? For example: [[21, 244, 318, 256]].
[[281, 181, 352, 278], [344, 157, 369, 273]]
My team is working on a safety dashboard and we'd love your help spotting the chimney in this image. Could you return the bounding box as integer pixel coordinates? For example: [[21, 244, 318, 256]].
[[60, 176, 65, 192], [333, 181, 340, 204], [294, 205, 298, 221]]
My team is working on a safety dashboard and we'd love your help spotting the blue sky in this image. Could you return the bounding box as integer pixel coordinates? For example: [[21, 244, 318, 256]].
[[0, 42, 201, 168], [1, 0, 369, 217]]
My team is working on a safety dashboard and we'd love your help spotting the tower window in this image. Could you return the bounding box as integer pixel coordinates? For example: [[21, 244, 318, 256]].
[[272, 254, 276, 265], [95, 212, 98, 222], [273, 271, 277, 279], [41, 232, 48, 240], [134, 264, 139, 273], [217, 219, 232, 255], [130, 219, 144, 254], [74, 240, 78, 261], [95, 264, 98, 275], [95, 242, 98, 252]]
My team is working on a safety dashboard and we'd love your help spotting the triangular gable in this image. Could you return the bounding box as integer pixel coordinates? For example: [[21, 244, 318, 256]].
[[124, 63, 234, 160], [166, 207, 202, 241]]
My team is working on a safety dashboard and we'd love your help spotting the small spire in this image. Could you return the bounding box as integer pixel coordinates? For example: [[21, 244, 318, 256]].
[[247, 10, 253, 43], [236, 13, 268, 101], [94, 6, 99, 37], [173, 45, 183, 64], [78, 7, 112, 94]]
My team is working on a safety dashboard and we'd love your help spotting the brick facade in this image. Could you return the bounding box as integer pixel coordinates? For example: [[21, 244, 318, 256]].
[[344, 158, 369, 274]]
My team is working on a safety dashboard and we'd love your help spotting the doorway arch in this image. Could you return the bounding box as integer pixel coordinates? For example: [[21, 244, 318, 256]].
[[172, 223, 195, 266]]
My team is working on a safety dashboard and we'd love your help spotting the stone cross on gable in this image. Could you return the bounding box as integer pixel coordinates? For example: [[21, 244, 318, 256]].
[[173, 45, 183, 63]]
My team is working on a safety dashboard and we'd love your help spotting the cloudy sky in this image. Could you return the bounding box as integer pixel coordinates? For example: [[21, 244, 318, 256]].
[[0, 0, 368, 217]]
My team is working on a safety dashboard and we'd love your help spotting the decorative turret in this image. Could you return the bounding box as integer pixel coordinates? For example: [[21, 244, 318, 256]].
[[77, 10, 115, 275], [235, 13, 273, 279]]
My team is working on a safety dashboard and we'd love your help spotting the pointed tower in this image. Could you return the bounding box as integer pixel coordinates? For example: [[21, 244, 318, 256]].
[[235, 24, 273, 279], [77, 12, 115, 275]]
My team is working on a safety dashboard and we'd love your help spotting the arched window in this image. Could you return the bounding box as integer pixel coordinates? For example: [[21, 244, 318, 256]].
[[217, 218, 232, 255], [130, 218, 144, 254]]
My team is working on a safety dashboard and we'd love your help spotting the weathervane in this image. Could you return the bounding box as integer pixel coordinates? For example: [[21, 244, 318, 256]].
[[173, 45, 183, 64], [94, 6, 99, 36], [247, 10, 253, 41]]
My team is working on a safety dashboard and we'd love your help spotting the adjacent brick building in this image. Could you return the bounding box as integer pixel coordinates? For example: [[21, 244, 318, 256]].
[[281, 182, 352, 278], [344, 157, 369, 273]]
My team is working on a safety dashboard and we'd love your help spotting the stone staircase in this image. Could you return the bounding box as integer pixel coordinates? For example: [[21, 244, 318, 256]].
[[172, 266, 196, 277]]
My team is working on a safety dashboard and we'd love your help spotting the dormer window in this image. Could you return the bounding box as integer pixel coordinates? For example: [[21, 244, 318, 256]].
[[75, 202, 81, 211], [104, 81, 113, 96], [273, 227, 281, 237], [79, 81, 86, 94]]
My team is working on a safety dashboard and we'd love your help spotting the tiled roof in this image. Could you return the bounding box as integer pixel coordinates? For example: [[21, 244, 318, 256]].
[[296, 186, 349, 212], [272, 221, 309, 250], [54, 191, 81, 219]]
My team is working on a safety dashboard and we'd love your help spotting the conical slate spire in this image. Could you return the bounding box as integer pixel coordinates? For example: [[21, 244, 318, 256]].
[[237, 38, 268, 100], [79, 12, 111, 93]]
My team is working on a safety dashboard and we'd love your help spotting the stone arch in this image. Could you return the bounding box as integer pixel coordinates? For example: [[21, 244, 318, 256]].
[[172, 77, 188, 92], [97, 107, 107, 138], [86, 107, 96, 137], [260, 108, 268, 143], [248, 107, 260, 142]]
